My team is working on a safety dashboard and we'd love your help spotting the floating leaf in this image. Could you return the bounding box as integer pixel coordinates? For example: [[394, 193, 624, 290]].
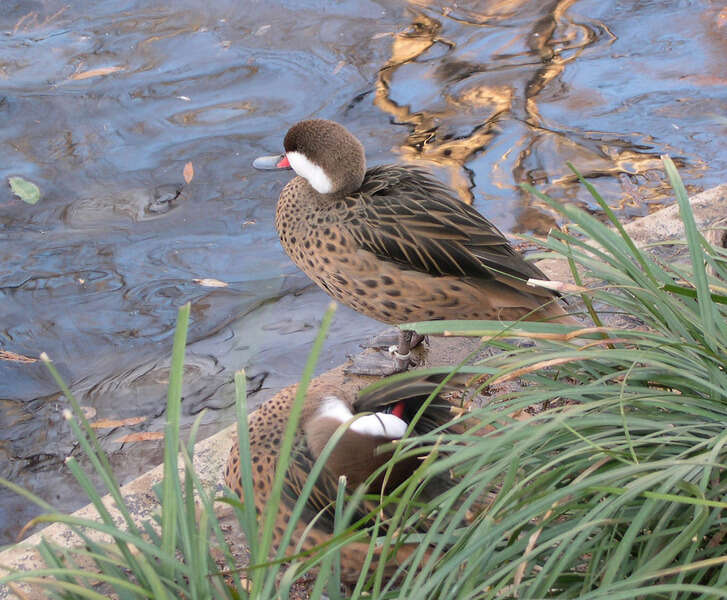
[[91, 415, 148, 429], [8, 176, 40, 204], [193, 278, 228, 288], [113, 431, 164, 443], [718, 7, 727, 28], [0, 349, 37, 363], [183, 161, 194, 184], [70, 65, 125, 80]]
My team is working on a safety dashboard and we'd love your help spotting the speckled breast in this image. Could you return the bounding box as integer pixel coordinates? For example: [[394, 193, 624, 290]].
[[274, 178, 531, 324]]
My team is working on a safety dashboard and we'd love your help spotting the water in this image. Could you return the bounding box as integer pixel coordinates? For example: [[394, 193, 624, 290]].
[[1, 0, 725, 544]]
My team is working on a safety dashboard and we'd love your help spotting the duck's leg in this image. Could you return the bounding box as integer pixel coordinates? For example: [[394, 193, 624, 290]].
[[344, 329, 427, 376], [390, 329, 425, 372]]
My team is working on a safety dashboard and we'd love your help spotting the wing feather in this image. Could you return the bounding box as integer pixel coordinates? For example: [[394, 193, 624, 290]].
[[343, 165, 552, 288]]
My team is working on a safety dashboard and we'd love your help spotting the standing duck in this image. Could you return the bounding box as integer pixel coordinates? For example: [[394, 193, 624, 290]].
[[224, 374, 467, 583], [254, 119, 577, 374]]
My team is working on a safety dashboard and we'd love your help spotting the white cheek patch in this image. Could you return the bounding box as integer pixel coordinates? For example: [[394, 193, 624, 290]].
[[352, 413, 408, 439], [286, 151, 334, 194], [318, 396, 407, 439]]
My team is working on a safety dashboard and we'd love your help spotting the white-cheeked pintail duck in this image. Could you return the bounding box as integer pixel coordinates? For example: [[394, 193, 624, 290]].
[[254, 119, 577, 374], [224, 373, 467, 583]]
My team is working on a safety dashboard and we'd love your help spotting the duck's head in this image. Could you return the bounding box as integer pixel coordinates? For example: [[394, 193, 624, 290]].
[[253, 119, 366, 195]]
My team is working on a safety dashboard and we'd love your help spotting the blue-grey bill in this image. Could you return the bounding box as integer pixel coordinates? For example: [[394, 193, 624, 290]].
[[253, 154, 286, 170]]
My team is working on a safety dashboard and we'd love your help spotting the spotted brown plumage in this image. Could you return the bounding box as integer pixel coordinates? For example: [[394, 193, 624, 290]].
[[259, 119, 577, 372], [224, 374, 465, 583]]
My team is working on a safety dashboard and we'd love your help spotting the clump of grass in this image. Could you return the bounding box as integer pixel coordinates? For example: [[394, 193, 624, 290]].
[[382, 156, 727, 598], [2, 157, 726, 599]]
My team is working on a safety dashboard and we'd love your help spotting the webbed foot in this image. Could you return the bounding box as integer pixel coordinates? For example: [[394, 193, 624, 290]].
[[343, 330, 427, 376]]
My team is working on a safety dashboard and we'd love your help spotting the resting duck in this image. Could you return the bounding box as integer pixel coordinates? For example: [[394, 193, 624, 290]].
[[224, 374, 467, 583], [254, 119, 576, 374]]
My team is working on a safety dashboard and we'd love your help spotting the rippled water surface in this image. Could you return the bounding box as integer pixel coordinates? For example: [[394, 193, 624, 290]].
[[1, 0, 725, 543]]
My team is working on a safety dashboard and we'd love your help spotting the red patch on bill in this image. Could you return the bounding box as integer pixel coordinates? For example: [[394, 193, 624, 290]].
[[391, 400, 406, 419], [276, 155, 290, 168]]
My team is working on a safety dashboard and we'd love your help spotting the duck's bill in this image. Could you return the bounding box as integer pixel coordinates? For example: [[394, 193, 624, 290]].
[[252, 154, 291, 170]]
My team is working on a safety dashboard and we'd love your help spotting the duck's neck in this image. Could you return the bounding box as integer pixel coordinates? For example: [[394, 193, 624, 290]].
[[300, 178, 345, 207]]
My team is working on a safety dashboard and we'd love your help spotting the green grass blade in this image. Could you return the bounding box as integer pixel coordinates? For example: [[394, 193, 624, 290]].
[[231, 370, 258, 560], [663, 155, 720, 350], [160, 302, 190, 577]]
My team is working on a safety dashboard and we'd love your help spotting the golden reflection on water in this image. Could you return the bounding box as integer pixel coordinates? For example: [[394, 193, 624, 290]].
[[373, 0, 701, 231]]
